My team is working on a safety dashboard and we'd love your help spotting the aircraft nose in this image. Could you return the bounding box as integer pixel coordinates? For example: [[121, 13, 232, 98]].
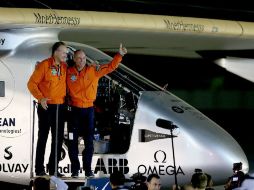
[[178, 120, 249, 184]]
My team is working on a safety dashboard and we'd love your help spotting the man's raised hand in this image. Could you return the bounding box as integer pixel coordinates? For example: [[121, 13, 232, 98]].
[[119, 43, 127, 56]]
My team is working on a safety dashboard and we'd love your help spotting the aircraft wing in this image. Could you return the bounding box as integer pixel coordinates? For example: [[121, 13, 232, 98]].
[[0, 7, 254, 58], [1, 7, 254, 82]]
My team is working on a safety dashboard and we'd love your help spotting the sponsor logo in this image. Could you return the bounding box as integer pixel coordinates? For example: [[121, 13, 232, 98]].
[[51, 68, 57, 76], [4, 146, 12, 160], [137, 150, 185, 176], [171, 106, 184, 113], [0, 38, 5, 45], [34, 13, 80, 26], [49, 158, 130, 176], [172, 105, 205, 120], [139, 129, 173, 142], [46, 164, 73, 174], [70, 75, 77, 81], [0, 163, 29, 173], [0, 118, 23, 138], [0, 146, 29, 173], [163, 19, 205, 33], [86, 178, 110, 190], [94, 158, 129, 174], [0, 118, 15, 126]]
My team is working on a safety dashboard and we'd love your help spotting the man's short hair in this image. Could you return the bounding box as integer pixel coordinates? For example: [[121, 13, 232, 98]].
[[33, 177, 50, 190], [74, 49, 85, 56], [147, 174, 160, 183], [191, 172, 207, 188], [110, 170, 126, 186], [51, 41, 66, 56], [233, 162, 242, 171]]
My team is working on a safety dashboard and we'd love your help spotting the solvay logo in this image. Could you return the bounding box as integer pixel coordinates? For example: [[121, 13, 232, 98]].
[[4, 146, 12, 160], [0, 146, 29, 173]]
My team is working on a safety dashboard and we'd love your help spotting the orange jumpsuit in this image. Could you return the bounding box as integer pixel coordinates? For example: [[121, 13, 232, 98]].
[[66, 53, 122, 175], [27, 57, 67, 104], [67, 53, 122, 107], [27, 57, 67, 175]]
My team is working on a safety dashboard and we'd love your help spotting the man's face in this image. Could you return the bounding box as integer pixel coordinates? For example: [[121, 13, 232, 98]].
[[147, 177, 161, 190], [74, 51, 86, 69], [55, 45, 67, 63]]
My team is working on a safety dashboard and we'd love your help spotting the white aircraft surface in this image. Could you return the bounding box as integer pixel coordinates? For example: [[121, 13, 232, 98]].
[[0, 7, 252, 190]]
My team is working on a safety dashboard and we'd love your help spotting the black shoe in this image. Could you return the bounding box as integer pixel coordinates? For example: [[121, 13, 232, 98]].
[[36, 171, 47, 176], [71, 172, 79, 178], [85, 171, 94, 178]]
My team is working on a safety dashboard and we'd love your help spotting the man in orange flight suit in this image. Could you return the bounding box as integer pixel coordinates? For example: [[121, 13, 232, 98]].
[[27, 41, 68, 177], [67, 43, 127, 178]]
